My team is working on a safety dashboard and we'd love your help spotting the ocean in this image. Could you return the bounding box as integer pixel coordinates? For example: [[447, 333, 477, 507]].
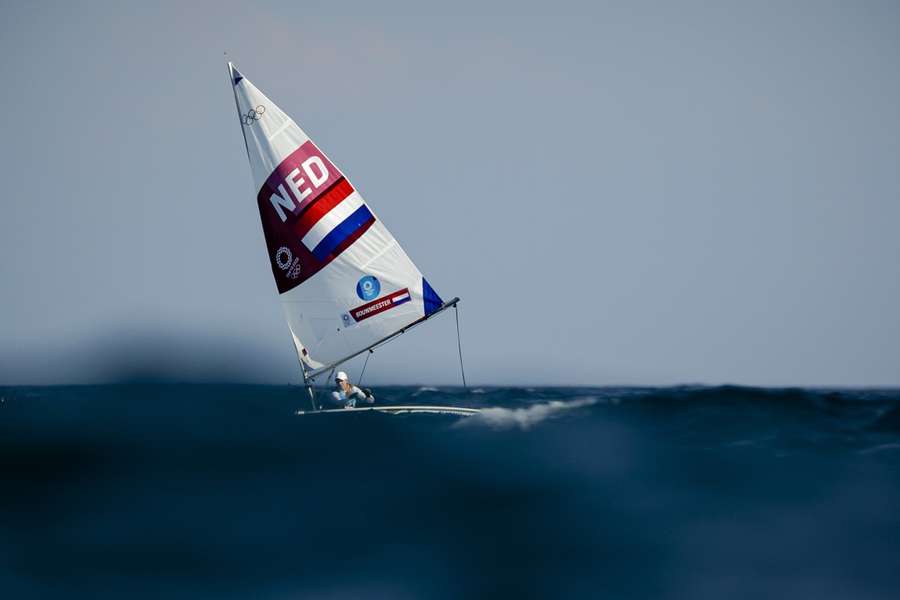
[[2, 384, 899, 599]]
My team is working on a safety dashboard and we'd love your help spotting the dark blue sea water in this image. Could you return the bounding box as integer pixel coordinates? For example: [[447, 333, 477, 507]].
[[2, 385, 899, 599]]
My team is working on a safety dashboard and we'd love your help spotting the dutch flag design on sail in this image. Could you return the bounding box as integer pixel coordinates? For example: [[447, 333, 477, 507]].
[[254, 139, 377, 293], [295, 178, 374, 261]]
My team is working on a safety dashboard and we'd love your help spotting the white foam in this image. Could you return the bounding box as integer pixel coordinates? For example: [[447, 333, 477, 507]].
[[457, 397, 598, 431], [411, 386, 440, 397], [858, 443, 900, 455]]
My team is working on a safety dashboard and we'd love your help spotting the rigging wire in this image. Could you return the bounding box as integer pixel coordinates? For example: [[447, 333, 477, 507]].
[[454, 304, 468, 389], [302, 368, 318, 411], [358, 349, 373, 387]]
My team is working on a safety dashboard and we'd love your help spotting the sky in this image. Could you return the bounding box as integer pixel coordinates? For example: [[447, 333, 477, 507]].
[[1, 0, 898, 386]]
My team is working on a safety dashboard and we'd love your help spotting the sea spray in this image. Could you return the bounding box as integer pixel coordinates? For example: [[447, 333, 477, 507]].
[[457, 397, 598, 430]]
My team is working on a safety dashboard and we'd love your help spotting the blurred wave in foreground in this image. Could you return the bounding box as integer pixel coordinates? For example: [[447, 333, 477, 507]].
[[2, 385, 899, 599]]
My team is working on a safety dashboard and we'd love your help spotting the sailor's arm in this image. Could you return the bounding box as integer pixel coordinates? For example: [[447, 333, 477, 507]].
[[351, 385, 375, 404]]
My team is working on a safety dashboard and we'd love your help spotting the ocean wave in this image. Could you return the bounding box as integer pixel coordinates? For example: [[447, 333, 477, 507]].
[[457, 397, 598, 430], [872, 405, 900, 432], [2, 383, 900, 599], [411, 386, 441, 397], [858, 443, 900, 455]]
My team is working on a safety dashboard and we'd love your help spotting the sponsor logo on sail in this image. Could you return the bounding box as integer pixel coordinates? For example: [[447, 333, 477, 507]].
[[350, 288, 411, 322], [356, 276, 380, 300]]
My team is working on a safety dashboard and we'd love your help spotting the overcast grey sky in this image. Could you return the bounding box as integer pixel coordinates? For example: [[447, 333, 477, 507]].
[[1, 0, 898, 386]]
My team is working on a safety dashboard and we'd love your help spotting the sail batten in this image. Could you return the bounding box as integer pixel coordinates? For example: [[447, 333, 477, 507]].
[[228, 63, 445, 371]]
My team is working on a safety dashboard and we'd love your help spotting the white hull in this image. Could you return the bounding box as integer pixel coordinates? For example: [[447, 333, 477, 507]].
[[296, 405, 480, 416]]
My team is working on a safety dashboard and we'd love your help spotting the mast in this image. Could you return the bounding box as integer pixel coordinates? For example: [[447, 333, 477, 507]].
[[229, 57, 319, 410], [300, 361, 317, 411], [225, 59, 253, 167]]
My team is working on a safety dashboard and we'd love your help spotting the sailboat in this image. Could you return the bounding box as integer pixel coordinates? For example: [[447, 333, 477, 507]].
[[226, 61, 477, 417]]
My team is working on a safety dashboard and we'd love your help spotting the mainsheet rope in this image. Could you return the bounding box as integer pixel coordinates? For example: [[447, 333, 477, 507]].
[[455, 303, 468, 389], [357, 349, 373, 387]]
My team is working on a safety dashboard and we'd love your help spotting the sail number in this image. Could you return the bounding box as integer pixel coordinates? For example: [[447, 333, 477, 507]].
[[269, 156, 330, 222]]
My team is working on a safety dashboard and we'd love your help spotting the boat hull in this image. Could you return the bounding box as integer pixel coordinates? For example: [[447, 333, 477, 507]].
[[296, 405, 480, 416]]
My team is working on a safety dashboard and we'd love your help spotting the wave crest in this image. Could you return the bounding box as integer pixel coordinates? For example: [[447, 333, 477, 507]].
[[411, 386, 441, 397], [458, 397, 598, 430]]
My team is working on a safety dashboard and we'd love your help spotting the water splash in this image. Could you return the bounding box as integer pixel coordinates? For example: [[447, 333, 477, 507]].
[[457, 397, 598, 430]]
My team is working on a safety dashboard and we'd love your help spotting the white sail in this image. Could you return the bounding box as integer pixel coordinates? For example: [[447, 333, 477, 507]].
[[228, 63, 445, 376]]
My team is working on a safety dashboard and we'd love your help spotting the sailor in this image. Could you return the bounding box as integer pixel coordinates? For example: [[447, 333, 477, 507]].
[[330, 371, 375, 408]]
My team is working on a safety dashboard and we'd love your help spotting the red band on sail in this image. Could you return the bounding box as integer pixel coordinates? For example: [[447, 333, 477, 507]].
[[292, 178, 355, 239], [351, 288, 412, 322], [262, 141, 342, 216]]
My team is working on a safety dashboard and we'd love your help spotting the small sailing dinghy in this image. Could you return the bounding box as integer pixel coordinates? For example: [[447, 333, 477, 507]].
[[226, 62, 477, 417]]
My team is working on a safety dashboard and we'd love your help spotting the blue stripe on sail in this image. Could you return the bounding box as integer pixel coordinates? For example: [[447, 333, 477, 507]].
[[311, 204, 374, 261], [423, 278, 443, 316]]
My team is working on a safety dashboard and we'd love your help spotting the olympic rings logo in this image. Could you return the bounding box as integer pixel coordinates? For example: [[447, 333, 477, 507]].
[[275, 246, 301, 279], [241, 105, 266, 126], [275, 246, 292, 270]]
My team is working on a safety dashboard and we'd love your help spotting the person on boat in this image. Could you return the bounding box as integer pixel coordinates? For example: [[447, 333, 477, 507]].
[[330, 371, 375, 408]]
